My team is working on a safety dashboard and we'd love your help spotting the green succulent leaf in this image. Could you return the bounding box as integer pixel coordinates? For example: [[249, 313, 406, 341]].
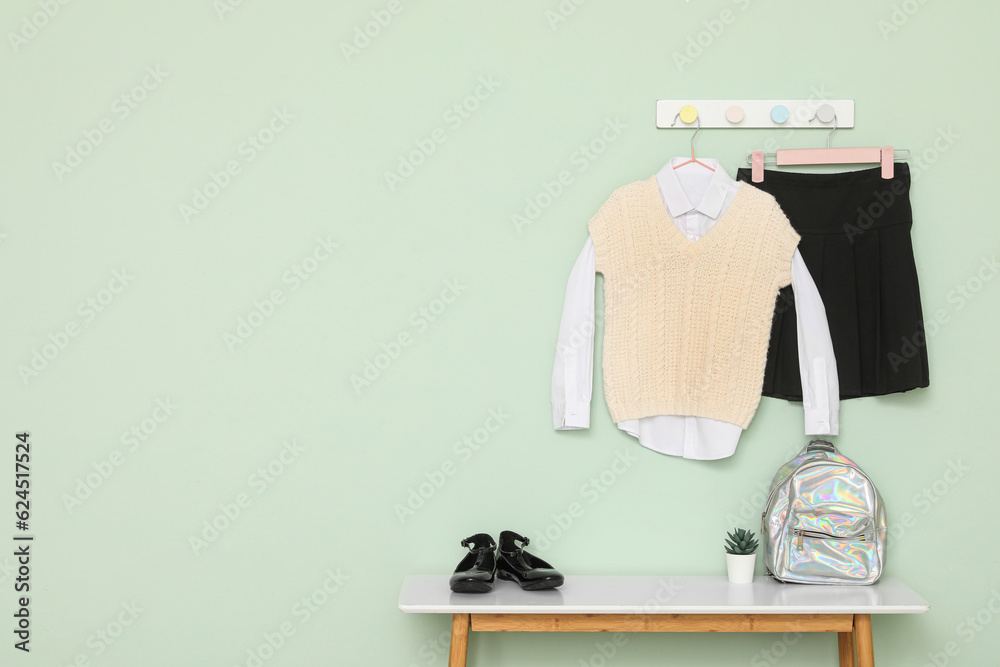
[[725, 528, 759, 554]]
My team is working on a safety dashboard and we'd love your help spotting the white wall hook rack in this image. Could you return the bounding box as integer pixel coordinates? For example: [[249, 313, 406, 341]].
[[656, 100, 855, 129]]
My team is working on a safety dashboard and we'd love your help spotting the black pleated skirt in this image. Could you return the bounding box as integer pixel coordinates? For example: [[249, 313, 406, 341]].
[[736, 164, 929, 400]]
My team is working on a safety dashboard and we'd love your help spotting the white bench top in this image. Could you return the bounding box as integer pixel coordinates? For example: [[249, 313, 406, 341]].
[[398, 575, 929, 615]]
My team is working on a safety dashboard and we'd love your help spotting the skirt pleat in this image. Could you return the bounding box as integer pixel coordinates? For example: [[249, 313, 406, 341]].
[[877, 223, 928, 393], [761, 286, 797, 399], [853, 224, 880, 396]]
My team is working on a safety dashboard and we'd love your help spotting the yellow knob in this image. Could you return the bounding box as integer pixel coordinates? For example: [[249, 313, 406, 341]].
[[678, 105, 698, 124]]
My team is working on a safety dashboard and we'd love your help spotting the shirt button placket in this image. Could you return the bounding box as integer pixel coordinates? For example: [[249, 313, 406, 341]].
[[684, 415, 695, 457]]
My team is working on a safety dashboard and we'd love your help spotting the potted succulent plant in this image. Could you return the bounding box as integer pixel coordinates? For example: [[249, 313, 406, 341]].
[[725, 528, 759, 584]]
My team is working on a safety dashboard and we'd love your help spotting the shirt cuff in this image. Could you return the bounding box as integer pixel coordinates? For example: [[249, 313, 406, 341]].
[[804, 408, 839, 436], [553, 402, 591, 430]]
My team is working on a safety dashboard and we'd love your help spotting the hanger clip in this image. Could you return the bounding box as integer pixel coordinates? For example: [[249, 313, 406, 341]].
[[751, 151, 765, 183], [880, 146, 894, 179]]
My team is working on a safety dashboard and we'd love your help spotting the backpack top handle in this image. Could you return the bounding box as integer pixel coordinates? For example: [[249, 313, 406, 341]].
[[806, 439, 837, 453]]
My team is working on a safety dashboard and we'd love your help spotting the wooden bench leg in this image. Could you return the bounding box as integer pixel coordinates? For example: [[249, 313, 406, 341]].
[[854, 613, 875, 667], [449, 613, 470, 667], [838, 629, 856, 667]]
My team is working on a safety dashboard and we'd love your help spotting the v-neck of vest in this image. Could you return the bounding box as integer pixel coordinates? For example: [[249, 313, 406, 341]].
[[645, 176, 747, 252]]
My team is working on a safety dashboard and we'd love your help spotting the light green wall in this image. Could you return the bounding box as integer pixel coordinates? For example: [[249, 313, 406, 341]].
[[2, 0, 998, 665]]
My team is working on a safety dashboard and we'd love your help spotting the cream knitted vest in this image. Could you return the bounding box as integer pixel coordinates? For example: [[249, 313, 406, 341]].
[[588, 177, 800, 429]]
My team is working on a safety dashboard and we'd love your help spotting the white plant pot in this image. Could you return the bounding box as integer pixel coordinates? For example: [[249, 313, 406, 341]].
[[726, 553, 757, 584]]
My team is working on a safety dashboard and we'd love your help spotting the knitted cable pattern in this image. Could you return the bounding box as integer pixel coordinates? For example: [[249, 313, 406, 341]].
[[588, 177, 800, 429]]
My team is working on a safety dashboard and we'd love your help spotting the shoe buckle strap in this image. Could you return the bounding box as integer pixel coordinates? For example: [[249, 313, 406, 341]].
[[461, 536, 495, 554], [509, 533, 529, 555]]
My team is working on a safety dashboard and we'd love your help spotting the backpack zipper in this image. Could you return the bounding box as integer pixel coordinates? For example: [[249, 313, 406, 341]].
[[793, 528, 873, 549]]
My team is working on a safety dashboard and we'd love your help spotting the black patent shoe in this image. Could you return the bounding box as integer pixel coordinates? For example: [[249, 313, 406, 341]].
[[449, 533, 497, 594], [496, 531, 564, 591]]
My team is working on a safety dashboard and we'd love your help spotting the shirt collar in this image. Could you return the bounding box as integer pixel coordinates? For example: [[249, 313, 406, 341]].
[[655, 158, 738, 219]]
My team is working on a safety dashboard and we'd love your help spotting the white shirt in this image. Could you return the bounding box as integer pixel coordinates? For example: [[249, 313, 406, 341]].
[[552, 158, 840, 460]]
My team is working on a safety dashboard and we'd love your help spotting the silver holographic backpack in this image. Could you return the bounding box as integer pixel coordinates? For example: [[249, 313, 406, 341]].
[[761, 439, 886, 585]]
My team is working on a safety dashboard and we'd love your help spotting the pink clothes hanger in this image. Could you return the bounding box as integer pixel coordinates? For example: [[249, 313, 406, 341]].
[[671, 114, 716, 172], [747, 106, 909, 182]]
